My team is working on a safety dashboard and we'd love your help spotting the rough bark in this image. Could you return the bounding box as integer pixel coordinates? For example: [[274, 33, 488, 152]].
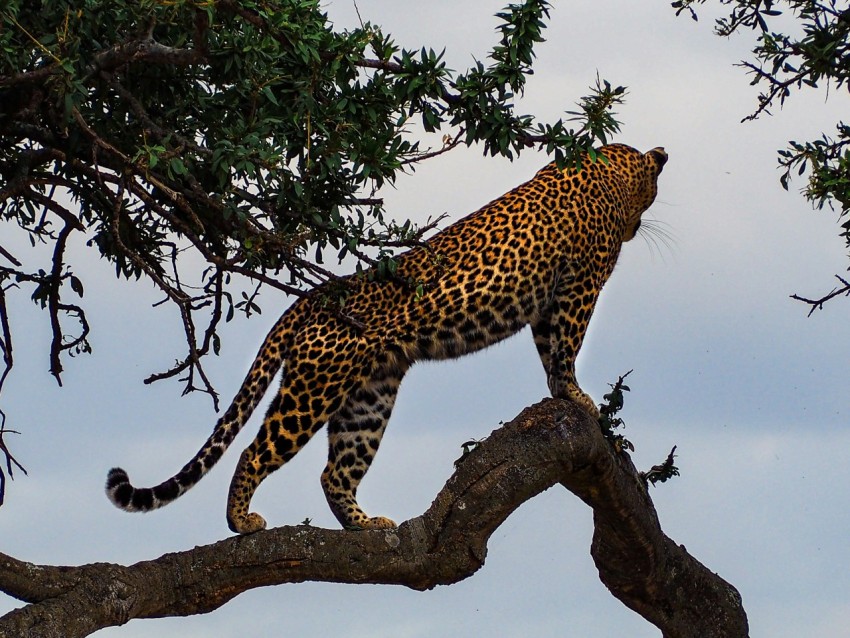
[[0, 399, 749, 638]]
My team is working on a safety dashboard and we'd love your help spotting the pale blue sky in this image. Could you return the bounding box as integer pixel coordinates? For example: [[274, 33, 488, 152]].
[[2, 1, 849, 636]]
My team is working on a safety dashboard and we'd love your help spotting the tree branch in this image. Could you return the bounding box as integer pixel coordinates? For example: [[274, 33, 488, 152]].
[[0, 31, 206, 89], [46, 210, 78, 385], [0, 398, 748, 638]]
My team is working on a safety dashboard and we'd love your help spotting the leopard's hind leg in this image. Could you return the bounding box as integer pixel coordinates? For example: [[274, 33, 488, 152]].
[[226, 317, 370, 534], [321, 364, 404, 530]]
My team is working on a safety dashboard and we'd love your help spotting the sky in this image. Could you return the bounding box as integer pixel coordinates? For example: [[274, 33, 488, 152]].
[[1, 1, 849, 636]]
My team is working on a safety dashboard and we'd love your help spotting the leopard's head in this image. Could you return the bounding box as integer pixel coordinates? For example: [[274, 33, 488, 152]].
[[623, 146, 667, 241]]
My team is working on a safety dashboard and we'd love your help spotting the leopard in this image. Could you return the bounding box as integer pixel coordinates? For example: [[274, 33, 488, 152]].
[[106, 143, 668, 534]]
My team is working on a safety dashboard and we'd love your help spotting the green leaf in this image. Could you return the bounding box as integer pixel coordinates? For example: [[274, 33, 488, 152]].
[[169, 157, 187, 176], [69, 275, 84, 298], [261, 85, 280, 105]]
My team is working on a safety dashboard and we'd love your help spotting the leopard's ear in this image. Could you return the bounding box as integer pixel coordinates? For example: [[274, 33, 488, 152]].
[[647, 147, 668, 172]]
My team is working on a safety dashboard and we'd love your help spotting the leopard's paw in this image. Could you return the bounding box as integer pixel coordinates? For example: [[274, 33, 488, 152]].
[[346, 515, 397, 531], [568, 385, 601, 419], [366, 516, 397, 529], [228, 512, 267, 535]]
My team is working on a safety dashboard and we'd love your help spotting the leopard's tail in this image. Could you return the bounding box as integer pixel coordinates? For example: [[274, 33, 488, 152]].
[[106, 300, 309, 513]]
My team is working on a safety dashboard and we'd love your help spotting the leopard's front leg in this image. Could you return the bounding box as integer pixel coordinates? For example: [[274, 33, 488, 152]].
[[533, 266, 603, 418], [548, 352, 600, 418]]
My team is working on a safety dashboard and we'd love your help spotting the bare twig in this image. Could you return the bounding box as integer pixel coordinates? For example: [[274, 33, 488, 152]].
[[399, 130, 465, 166], [0, 415, 27, 508], [55, 303, 90, 355], [106, 177, 222, 409], [737, 61, 809, 122], [0, 285, 13, 398], [791, 274, 850, 316], [0, 283, 26, 507], [0, 245, 21, 268], [0, 281, 25, 506]]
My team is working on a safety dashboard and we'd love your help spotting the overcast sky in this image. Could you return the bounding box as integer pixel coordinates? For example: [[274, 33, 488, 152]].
[[2, 1, 849, 636]]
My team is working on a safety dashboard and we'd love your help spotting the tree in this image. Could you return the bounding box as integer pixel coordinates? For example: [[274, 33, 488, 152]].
[[0, 1, 750, 636], [0, 0, 623, 485], [673, 0, 850, 311]]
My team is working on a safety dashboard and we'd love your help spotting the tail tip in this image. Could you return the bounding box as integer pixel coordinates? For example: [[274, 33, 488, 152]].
[[106, 467, 133, 509]]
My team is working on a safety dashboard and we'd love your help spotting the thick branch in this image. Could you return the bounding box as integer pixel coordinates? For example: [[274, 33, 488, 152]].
[[0, 399, 747, 638]]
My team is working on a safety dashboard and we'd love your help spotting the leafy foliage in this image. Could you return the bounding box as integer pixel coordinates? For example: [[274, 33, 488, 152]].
[[0, 0, 625, 408], [672, 0, 850, 309]]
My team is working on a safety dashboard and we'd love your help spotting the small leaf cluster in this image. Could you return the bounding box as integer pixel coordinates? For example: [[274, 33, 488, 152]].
[[640, 446, 680, 487], [597, 370, 634, 453], [454, 438, 485, 468], [598, 371, 681, 485], [779, 127, 850, 246]]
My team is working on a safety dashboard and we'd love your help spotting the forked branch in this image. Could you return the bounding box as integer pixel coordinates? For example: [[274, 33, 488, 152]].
[[0, 399, 748, 638]]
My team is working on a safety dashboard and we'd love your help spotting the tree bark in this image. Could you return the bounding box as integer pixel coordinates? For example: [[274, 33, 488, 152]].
[[0, 398, 748, 638]]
